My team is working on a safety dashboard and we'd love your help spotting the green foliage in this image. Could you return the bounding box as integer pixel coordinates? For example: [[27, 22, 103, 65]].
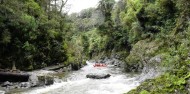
[[81, 34, 89, 54], [85, 29, 108, 55], [0, 0, 70, 70], [62, 0, 190, 93], [68, 8, 98, 32], [126, 40, 159, 64], [20, 14, 38, 31], [128, 22, 143, 43], [175, 0, 190, 13], [98, 0, 115, 35], [130, 60, 190, 93], [78, 8, 94, 18], [98, 0, 115, 18], [140, 90, 150, 94], [0, 3, 189, 94], [120, 0, 190, 93], [24, 0, 43, 17], [128, 69, 190, 94], [1, 30, 11, 44], [112, 0, 125, 26]]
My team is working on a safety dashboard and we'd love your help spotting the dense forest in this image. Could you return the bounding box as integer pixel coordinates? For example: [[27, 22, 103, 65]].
[[0, 0, 190, 93], [0, 0, 79, 70]]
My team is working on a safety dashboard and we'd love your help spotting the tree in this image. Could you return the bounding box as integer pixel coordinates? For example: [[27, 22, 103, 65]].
[[97, 0, 115, 35], [0, 0, 70, 70], [97, 0, 115, 21], [112, 0, 125, 26], [59, 0, 68, 14]]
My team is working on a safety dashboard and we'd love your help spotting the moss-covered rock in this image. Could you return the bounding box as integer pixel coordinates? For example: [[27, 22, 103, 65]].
[[127, 60, 190, 94], [125, 39, 161, 72]]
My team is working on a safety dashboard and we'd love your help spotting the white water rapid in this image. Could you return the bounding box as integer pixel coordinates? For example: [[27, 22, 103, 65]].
[[17, 61, 140, 94]]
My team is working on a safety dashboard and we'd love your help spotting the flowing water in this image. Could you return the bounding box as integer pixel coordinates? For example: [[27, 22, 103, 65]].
[[15, 61, 140, 94]]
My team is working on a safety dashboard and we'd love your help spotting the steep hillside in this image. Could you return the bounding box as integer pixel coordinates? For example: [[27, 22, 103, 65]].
[[68, 0, 190, 93]]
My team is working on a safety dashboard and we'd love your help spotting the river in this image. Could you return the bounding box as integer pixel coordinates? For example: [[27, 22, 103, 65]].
[[14, 61, 140, 94]]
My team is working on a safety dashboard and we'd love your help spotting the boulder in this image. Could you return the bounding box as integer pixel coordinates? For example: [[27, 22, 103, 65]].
[[38, 76, 54, 86], [71, 63, 80, 70], [28, 74, 54, 87], [28, 74, 39, 87], [86, 73, 111, 79], [1, 81, 13, 87], [20, 82, 30, 88]]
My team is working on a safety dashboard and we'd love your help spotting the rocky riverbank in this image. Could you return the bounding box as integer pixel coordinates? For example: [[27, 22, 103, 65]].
[[0, 58, 127, 94], [0, 70, 55, 93], [0, 63, 85, 93]]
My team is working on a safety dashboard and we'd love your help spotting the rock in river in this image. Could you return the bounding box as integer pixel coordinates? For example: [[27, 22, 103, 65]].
[[86, 73, 111, 79]]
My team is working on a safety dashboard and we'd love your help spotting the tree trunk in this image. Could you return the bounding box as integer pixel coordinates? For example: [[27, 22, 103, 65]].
[[12, 61, 16, 71], [59, 0, 68, 15], [54, 0, 57, 11], [48, 0, 51, 20]]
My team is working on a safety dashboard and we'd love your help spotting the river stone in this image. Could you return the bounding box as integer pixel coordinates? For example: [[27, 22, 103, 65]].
[[1, 81, 13, 87], [71, 63, 80, 70], [45, 76, 54, 85], [86, 73, 111, 79], [28, 74, 39, 87], [20, 82, 30, 88], [38, 76, 54, 86]]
